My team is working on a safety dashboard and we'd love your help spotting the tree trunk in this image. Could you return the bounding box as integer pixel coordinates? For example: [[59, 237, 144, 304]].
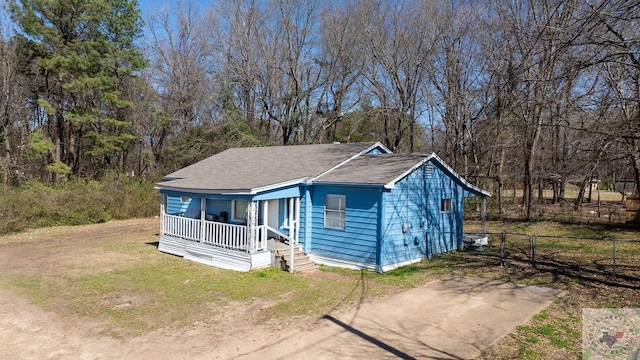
[[632, 150, 640, 196]]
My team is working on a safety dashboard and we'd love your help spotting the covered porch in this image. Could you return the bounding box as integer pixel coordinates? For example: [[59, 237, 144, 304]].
[[158, 194, 301, 272]]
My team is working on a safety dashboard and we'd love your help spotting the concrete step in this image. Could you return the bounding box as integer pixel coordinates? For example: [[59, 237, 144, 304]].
[[274, 247, 317, 272]]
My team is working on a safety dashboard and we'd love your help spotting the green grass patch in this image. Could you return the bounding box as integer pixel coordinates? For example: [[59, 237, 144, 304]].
[[5, 274, 61, 305], [515, 311, 579, 354], [3, 259, 398, 337]]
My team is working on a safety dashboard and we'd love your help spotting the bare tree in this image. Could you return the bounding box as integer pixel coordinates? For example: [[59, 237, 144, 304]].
[[313, 2, 364, 143], [582, 0, 640, 195], [215, 0, 328, 145], [146, 0, 217, 132], [429, 1, 488, 173], [351, 0, 438, 152], [486, 0, 583, 219]]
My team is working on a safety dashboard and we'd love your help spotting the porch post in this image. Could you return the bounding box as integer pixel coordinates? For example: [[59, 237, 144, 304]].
[[160, 194, 166, 235], [262, 200, 268, 249], [200, 198, 206, 243], [295, 197, 300, 244], [247, 201, 258, 253], [289, 197, 294, 272], [263, 200, 268, 227], [481, 197, 487, 233]]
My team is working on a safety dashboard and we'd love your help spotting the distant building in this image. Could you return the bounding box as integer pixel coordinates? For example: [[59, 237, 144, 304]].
[[614, 180, 637, 195]]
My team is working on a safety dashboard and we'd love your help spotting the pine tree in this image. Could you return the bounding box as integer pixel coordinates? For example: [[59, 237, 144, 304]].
[[10, 0, 145, 181]]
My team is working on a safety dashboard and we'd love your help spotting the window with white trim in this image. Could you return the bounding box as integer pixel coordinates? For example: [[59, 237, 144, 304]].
[[441, 198, 452, 213], [232, 200, 248, 222], [324, 194, 346, 230], [180, 195, 190, 203]]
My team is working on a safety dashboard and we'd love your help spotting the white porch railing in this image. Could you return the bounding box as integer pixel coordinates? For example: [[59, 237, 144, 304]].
[[162, 214, 201, 241], [162, 214, 267, 253]]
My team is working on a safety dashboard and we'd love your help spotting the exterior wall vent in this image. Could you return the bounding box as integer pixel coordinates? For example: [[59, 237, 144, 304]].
[[424, 163, 433, 177]]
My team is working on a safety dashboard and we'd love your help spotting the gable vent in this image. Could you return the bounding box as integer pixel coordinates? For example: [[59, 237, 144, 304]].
[[424, 163, 433, 177]]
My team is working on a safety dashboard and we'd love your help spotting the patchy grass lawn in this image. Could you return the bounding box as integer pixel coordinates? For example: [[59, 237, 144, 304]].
[[0, 218, 638, 358]]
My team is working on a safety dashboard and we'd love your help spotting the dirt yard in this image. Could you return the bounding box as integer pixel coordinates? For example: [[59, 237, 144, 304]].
[[0, 218, 310, 359], [0, 218, 571, 359]]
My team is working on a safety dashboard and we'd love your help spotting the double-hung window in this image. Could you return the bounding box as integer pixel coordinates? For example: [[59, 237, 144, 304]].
[[441, 198, 452, 213], [324, 194, 346, 230]]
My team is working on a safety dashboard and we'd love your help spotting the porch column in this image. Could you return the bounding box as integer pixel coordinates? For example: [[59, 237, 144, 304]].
[[160, 194, 166, 235], [200, 198, 206, 243], [263, 200, 268, 227], [289, 197, 295, 272], [247, 201, 258, 253]]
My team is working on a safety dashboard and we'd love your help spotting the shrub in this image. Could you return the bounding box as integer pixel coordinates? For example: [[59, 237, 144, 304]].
[[0, 174, 159, 235]]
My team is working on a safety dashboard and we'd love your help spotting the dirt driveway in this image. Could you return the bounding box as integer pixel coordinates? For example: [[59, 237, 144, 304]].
[[235, 276, 565, 359], [0, 219, 565, 359]]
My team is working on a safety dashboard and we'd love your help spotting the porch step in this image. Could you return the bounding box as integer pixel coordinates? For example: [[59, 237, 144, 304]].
[[274, 247, 317, 273]]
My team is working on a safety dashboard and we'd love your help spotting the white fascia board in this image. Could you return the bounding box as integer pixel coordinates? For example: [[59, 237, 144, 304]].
[[250, 177, 307, 194], [307, 141, 392, 184], [383, 153, 435, 189], [154, 184, 253, 195], [155, 178, 306, 196]]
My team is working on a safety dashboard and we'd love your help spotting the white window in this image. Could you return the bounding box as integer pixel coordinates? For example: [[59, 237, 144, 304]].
[[324, 194, 346, 230], [180, 195, 190, 203], [232, 200, 248, 222], [441, 198, 452, 213]]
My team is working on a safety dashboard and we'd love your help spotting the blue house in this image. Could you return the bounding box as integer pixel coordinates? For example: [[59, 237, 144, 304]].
[[155, 142, 489, 272]]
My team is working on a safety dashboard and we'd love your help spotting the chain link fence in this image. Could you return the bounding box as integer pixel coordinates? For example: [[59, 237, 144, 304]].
[[468, 232, 640, 279]]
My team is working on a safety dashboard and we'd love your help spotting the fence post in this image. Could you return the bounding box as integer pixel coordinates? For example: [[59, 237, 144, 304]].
[[613, 238, 617, 277], [500, 232, 506, 267], [531, 235, 536, 268]]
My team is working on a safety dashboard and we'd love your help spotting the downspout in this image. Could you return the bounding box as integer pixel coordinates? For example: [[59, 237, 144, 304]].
[[377, 189, 385, 272]]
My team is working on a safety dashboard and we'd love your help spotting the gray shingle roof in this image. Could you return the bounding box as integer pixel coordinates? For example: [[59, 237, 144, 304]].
[[157, 142, 381, 192], [312, 153, 429, 185]]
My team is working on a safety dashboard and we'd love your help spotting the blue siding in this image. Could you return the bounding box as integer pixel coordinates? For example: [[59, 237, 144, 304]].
[[309, 185, 380, 265], [162, 190, 253, 225], [365, 145, 390, 155], [299, 188, 308, 247], [381, 160, 465, 268], [165, 191, 201, 215]]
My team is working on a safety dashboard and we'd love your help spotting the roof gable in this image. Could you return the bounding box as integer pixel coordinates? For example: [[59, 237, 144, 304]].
[[313, 153, 490, 197]]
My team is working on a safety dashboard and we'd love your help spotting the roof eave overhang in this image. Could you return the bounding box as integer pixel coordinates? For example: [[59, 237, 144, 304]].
[[251, 177, 307, 194], [155, 177, 308, 196], [154, 184, 253, 195], [307, 181, 385, 188]]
